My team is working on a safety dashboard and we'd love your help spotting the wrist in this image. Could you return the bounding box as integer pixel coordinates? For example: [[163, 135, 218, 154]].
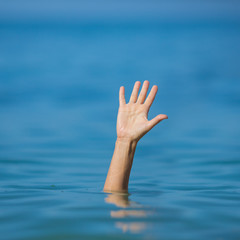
[[116, 137, 138, 146]]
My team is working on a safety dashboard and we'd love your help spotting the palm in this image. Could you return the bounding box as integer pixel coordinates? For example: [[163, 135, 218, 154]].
[[117, 105, 148, 140], [117, 81, 168, 142]]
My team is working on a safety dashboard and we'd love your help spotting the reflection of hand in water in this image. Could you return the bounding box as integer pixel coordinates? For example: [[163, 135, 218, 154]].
[[105, 193, 132, 208], [111, 209, 146, 218], [116, 222, 146, 233], [105, 193, 150, 234]]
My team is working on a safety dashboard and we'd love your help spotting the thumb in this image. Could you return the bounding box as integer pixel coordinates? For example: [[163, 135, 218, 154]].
[[147, 114, 168, 131]]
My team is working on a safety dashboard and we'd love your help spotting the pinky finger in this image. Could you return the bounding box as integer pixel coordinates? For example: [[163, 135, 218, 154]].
[[119, 86, 126, 106]]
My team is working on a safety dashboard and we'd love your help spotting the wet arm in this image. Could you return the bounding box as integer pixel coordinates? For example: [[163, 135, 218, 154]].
[[104, 81, 168, 193]]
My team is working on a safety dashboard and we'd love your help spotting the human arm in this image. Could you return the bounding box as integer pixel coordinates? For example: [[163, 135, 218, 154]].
[[103, 80, 168, 193]]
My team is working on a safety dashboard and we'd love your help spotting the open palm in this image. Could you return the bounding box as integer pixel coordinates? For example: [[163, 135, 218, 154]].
[[117, 81, 168, 142]]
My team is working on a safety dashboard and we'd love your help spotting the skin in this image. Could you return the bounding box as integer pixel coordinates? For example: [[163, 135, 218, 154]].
[[103, 80, 168, 193]]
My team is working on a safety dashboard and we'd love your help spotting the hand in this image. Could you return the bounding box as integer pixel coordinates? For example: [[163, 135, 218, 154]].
[[117, 80, 168, 142]]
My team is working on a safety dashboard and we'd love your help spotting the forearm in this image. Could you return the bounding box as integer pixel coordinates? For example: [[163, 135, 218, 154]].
[[103, 138, 137, 193]]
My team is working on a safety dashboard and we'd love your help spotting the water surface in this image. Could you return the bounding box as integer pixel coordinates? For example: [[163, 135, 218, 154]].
[[0, 19, 240, 240]]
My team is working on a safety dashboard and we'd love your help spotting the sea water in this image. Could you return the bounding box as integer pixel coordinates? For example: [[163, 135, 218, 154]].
[[0, 19, 240, 240]]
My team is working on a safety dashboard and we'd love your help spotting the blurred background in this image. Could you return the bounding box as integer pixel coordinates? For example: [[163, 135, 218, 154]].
[[0, 1, 240, 240]]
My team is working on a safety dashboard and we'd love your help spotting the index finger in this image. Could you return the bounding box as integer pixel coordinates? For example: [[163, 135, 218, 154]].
[[144, 85, 158, 109]]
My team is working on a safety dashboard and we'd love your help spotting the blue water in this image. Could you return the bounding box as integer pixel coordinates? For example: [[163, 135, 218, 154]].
[[0, 19, 240, 240]]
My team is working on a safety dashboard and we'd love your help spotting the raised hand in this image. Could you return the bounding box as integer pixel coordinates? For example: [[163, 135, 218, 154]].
[[104, 81, 168, 193], [117, 80, 168, 142]]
